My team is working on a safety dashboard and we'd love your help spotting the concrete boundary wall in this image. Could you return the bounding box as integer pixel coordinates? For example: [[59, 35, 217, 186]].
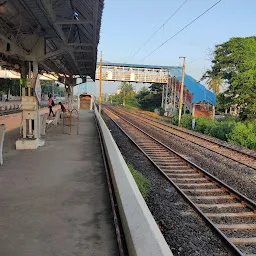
[[94, 107, 173, 256]]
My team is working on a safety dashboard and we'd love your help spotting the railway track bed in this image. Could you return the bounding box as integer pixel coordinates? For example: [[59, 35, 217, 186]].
[[104, 107, 256, 256], [108, 106, 256, 169], [106, 106, 256, 204]]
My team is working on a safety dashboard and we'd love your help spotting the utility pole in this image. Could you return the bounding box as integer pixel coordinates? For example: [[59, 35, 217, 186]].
[[178, 57, 186, 126], [99, 51, 103, 113]]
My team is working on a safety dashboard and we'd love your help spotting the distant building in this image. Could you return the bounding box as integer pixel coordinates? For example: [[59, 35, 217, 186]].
[[74, 77, 98, 97]]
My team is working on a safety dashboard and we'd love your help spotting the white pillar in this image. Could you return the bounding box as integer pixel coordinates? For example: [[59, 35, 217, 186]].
[[161, 83, 165, 108], [28, 61, 33, 137], [33, 61, 41, 139], [16, 37, 45, 149], [164, 83, 168, 112], [16, 60, 44, 149], [192, 104, 196, 117], [78, 83, 81, 110]]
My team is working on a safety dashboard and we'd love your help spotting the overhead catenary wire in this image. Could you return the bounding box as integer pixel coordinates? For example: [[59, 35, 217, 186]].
[[103, 0, 189, 69], [125, 0, 189, 63], [187, 56, 207, 64], [139, 0, 222, 63]]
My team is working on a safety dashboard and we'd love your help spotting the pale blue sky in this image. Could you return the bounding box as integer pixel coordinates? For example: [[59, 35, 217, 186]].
[[97, 0, 256, 93]]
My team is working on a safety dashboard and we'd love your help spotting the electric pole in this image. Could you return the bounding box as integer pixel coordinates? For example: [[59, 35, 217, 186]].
[[178, 57, 186, 126], [99, 51, 103, 113]]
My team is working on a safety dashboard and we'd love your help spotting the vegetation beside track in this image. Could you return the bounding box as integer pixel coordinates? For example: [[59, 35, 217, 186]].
[[171, 115, 256, 150], [113, 105, 256, 151], [127, 163, 150, 200]]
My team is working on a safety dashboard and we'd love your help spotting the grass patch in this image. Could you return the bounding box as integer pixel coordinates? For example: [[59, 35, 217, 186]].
[[127, 163, 150, 200]]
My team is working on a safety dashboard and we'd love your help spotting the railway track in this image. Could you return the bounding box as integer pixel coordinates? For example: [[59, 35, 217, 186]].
[[0, 109, 21, 116], [104, 107, 256, 256], [106, 106, 256, 170]]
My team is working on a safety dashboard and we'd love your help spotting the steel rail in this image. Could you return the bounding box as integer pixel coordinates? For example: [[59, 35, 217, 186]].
[[104, 107, 256, 256], [0, 109, 22, 116], [108, 106, 256, 170]]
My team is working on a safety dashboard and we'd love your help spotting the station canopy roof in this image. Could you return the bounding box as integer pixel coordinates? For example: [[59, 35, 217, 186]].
[[100, 62, 216, 106], [0, 0, 104, 80]]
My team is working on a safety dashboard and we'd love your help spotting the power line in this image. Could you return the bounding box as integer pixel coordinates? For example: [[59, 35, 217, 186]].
[[125, 0, 189, 63], [187, 56, 207, 64], [139, 0, 222, 63], [101, 1, 188, 68]]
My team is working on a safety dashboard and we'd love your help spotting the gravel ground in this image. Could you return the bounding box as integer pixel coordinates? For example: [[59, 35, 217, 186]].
[[112, 109, 256, 202], [103, 113, 232, 256], [138, 110, 256, 158]]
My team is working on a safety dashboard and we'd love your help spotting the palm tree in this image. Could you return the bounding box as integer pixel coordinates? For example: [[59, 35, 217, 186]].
[[206, 76, 222, 94]]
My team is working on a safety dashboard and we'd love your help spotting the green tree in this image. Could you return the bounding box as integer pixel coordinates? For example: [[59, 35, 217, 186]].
[[41, 80, 64, 97], [136, 83, 163, 111], [203, 36, 256, 119], [0, 78, 20, 98], [111, 93, 122, 105], [216, 92, 232, 114], [119, 81, 136, 106], [136, 86, 149, 102]]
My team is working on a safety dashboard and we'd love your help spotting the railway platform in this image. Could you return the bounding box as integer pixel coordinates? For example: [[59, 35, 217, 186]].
[[0, 111, 119, 256], [0, 108, 173, 256]]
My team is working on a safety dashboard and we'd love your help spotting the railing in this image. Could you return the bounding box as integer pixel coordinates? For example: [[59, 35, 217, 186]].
[[95, 66, 169, 84]]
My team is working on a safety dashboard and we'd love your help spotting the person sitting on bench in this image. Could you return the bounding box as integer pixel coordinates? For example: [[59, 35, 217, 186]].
[[59, 102, 66, 113]]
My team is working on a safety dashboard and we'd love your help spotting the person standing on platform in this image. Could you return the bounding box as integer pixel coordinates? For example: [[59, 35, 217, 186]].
[[48, 94, 55, 117]]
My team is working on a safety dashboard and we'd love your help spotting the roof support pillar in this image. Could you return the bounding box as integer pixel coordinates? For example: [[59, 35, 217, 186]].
[[16, 40, 45, 149]]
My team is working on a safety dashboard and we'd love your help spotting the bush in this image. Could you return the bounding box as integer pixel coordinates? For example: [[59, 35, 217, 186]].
[[204, 120, 236, 141], [158, 107, 165, 116], [171, 115, 179, 125], [128, 163, 150, 199], [180, 114, 193, 129], [195, 116, 214, 133], [227, 122, 256, 149], [139, 108, 256, 150], [249, 119, 256, 130]]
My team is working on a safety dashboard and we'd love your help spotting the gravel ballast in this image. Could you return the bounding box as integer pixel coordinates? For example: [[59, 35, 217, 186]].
[[112, 108, 256, 202], [103, 113, 232, 256]]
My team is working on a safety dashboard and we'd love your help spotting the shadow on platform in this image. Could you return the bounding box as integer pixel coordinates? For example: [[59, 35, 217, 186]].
[[0, 110, 118, 256]]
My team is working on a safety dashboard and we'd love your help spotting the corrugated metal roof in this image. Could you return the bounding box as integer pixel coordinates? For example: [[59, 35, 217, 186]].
[[101, 62, 179, 70], [0, 0, 104, 80], [169, 68, 216, 106]]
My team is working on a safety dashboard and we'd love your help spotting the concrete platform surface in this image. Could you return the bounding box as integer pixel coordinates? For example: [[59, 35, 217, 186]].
[[0, 111, 119, 256]]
